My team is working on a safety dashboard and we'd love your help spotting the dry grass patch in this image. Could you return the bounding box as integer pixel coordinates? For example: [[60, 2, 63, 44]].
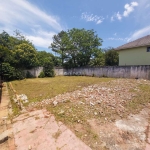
[[11, 76, 113, 103], [125, 84, 150, 114]]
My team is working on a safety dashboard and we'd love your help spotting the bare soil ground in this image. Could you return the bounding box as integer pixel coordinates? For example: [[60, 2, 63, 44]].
[[13, 109, 91, 150], [10, 78, 150, 150]]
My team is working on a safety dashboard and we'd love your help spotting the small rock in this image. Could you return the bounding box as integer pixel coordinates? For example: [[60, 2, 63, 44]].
[[94, 112, 98, 115], [90, 102, 95, 106], [79, 101, 85, 104], [77, 120, 80, 123], [53, 101, 58, 106], [59, 110, 64, 114]]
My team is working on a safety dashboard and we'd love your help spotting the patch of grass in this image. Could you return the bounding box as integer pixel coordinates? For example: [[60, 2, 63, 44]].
[[7, 83, 21, 117], [125, 84, 150, 114], [11, 76, 113, 103]]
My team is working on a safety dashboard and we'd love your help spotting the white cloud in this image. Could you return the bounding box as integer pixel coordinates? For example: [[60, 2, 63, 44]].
[[128, 25, 150, 41], [123, 2, 138, 17], [111, 1, 138, 22], [116, 12, 122, 20], [81, 12, 104, 24], [0, 0, 64, 49], [108, 37, 129, 41], [26, 30, 56, 48], [111, 12, 122, 21]]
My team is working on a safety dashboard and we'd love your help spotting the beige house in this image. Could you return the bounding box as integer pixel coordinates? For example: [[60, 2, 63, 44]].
[[115, 35, 150, 66]]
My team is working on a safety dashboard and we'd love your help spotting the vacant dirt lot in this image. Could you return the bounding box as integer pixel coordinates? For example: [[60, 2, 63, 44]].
[[10, 77, 150, 150]]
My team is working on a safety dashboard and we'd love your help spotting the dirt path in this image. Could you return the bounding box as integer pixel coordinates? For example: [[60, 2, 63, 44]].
[[0, 83, 15, 150]]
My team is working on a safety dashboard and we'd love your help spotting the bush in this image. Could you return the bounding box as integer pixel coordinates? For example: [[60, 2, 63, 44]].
[[38, 71, 45, 78], [44, 69, 55, 77], [0, 63, 26, 80], [15, 69, 26, 80], [1, 63, 15, 80], [44, 61, 55, 77], [26, 71, 34, 78]]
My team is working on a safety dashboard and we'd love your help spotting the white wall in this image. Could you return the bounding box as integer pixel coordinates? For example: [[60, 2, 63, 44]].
[[55, 66, 150, 80]]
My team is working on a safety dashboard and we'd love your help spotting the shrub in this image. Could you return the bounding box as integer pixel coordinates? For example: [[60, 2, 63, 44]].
[[38, 71, 45, 78], [15, 69, 26, 80], [26, 71, 34, 78], [1, 63, 15, 80]]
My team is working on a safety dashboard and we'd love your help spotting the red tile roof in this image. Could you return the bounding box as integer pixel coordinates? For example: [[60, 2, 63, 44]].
[[115, 35, 150, 51]]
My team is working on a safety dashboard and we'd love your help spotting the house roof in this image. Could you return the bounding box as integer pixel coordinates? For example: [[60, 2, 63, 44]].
[[115, 35, 150, 51]]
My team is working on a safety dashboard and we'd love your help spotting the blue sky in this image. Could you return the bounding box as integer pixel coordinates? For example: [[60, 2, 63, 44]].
[[0, 0, 150, 52]]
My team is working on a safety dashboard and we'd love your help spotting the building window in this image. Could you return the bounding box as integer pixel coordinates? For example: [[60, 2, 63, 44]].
[[147, 47, 150, 52]]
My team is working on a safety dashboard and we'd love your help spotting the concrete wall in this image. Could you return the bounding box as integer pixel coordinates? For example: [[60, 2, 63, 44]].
[[24, 67, 43, 77], [55, 66, 150, 80], [54, 68, 64, 76], [118, 46, 150, 66], [24, 66, 150, 80]]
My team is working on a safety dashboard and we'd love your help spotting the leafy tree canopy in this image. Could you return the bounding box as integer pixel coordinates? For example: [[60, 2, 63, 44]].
[[0, 30, 55, 80], [104, 47, 119, 66], [50, 28, 103, 68]]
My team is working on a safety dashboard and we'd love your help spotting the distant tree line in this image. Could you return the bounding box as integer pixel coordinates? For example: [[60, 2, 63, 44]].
[[0, 28, 118, 80]]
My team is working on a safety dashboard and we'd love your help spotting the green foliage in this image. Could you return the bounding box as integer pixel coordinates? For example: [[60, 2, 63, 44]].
[[38, 71, 45, 78], [26, 71, 34, 78], [0, 31, 10, 48], [37, 51, 55, 77], [53, 56, 62, 67], [14, 69, 26, 80], [10, 43, 38, 69], [0, 63, 26, 80], [37, 51, 54, 66], [50, 31, 68, 66], [0, 30, 38, 70], [50, 28, 103, 68], [104, 48, 119, 66], [44, 61, 55, 77], [1, 63, 15, 80], [89, 49, 105, 66], [0, 30, 55, 81]]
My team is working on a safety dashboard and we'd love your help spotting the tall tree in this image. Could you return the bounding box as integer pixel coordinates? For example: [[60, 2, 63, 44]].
[[89, 48, 105, 66], [50, 28, 103, 68], [104, 47, 119, 66], [50, 31, 68, 66], [0, 31, 10, 62], [10, 43, 38, 69]]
